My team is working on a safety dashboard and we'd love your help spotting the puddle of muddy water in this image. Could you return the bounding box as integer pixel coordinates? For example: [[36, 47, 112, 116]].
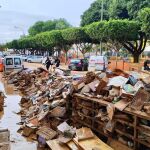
[[0, 74, 38, 150]]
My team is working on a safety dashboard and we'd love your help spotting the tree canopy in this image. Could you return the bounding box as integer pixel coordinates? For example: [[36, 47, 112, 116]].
[[138, 7, 150, 37], [28, 21, 45, 36], [7, 0, 150, 64], [28, 18, 72, 36], [80, 0, 110, 26], [8, 19, 148, 62], [127, 0, 150, 19], [80, 0, 150, 26], [109, 0, 129, 19], [61, 27, 90, 44]]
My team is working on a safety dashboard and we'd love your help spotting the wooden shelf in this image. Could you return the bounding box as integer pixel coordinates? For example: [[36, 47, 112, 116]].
[[135, 138, 150, 148], [115, 119, 134, 127], [74, 94, 110, 106], [77, 112, 94, 119], [76, 119, 108, 138], [136, 125, 150, 133], [73, 94, 150, 150], [74, 94, 150, 120], [78, 104, 97, 113], [77, 111, 105, 126], [94, 120, 105, 126], [115, 129, 134, 140]]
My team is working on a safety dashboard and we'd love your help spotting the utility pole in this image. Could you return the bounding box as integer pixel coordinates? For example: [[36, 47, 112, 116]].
[[100, 0, 104, 55], [101, 0, 104, 21]]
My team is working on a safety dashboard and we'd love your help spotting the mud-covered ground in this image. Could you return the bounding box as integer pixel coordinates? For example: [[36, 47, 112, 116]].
[[0, 73, 38, 150]]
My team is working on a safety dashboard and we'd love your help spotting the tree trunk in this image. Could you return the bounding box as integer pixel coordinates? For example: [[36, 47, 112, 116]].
[[115, 52, 118, 68], [133, 54, 140, 63], [65, 51, 68, 65], [82, 53, 85, 59], [23, 49, 25, 54], [58, 49, 61, 57]]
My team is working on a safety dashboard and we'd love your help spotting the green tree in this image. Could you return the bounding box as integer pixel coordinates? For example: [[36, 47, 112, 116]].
[[138, 7, 150, 37], [42, 20, 56, 32], [34, 30, 63, 56], [28, 19, 71, 36], [105, 20, 147, 63], [109, 0, 129, 19], [85, 21, 106, 42], [86, 20, 147, 63], [28, 21, 44, 36], [80, 0, 150, 26], [80, 0, 110, 26], [0, 44, 6, 51], [7, 40, 19, 50], [62, 27, 91, 58], [127, 0, 150, 19], [54, 18, 71, 30]]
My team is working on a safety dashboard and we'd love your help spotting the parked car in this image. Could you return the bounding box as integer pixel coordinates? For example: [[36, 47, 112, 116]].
[[3, 56, 24, 73], [20, 55, 28, 62], [68, 59, 88, 71], [27, 55, 43, 63], [88, 55, 108, 71]]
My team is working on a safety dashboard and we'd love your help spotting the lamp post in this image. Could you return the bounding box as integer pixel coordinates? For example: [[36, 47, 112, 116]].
[[101, 0, 104, 21], [100, 0, 104, 55]]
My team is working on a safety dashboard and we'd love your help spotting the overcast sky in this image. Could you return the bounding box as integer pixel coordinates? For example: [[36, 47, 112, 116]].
[[0, 0, 94, 43]]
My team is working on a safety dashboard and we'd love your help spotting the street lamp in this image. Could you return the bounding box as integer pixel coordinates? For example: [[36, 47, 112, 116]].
[[100, 0, 104, 55], [101, 0, 104, 21]]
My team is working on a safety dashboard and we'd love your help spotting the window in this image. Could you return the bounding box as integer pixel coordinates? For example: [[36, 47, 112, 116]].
[[14, 58, 21, 65], [70, 59, 80, 63], [6, 58, 13, 65], [37, 56, 42, 58]]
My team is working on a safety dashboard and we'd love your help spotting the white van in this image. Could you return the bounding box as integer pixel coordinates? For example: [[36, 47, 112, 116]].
[[3, 56, 24, 73], [88, 55, 108, 71]]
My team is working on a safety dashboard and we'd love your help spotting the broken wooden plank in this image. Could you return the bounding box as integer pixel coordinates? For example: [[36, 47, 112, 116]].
[[67, 140, 82, 150], [46, 139, 70, 150], [73, 135, 113, 150]]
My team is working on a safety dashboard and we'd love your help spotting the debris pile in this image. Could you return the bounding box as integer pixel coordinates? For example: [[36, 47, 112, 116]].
[[75, 69, 150, 113], [6, 68, 75, 148], [46, 126, 112, 150], [0, 129, 10, 150], [0, 91, 6, 111], [6, 68, 150, 149], [71, 69, 150, 149]]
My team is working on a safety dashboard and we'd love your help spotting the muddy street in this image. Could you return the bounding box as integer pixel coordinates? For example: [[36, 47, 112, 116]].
[[0, 73, 38, 150]]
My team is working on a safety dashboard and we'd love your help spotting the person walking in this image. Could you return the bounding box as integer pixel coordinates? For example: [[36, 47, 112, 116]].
[[50, 57, 55, 71], [45, 57, 51, 71], [55, 57, 60, 68]]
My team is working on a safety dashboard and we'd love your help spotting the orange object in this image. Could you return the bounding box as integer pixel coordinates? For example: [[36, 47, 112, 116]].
[[0, 57, 4, 72]]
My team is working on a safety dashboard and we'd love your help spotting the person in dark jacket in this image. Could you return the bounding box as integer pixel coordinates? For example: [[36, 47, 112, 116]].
[[144, 60, 150, 71], [45, 57, 51, 71], [55, 57, 60, 68]]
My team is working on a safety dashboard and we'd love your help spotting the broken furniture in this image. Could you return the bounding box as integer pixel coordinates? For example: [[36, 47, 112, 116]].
[[0, 129, 10, 150], [0, 91, 5, 111], [46, 127, 113, 150], [72, 93, 150, 150]]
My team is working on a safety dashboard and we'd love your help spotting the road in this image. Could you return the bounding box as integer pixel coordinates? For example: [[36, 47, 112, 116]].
[[23, 62, 87, 76], [24, 62, 150, 78]]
